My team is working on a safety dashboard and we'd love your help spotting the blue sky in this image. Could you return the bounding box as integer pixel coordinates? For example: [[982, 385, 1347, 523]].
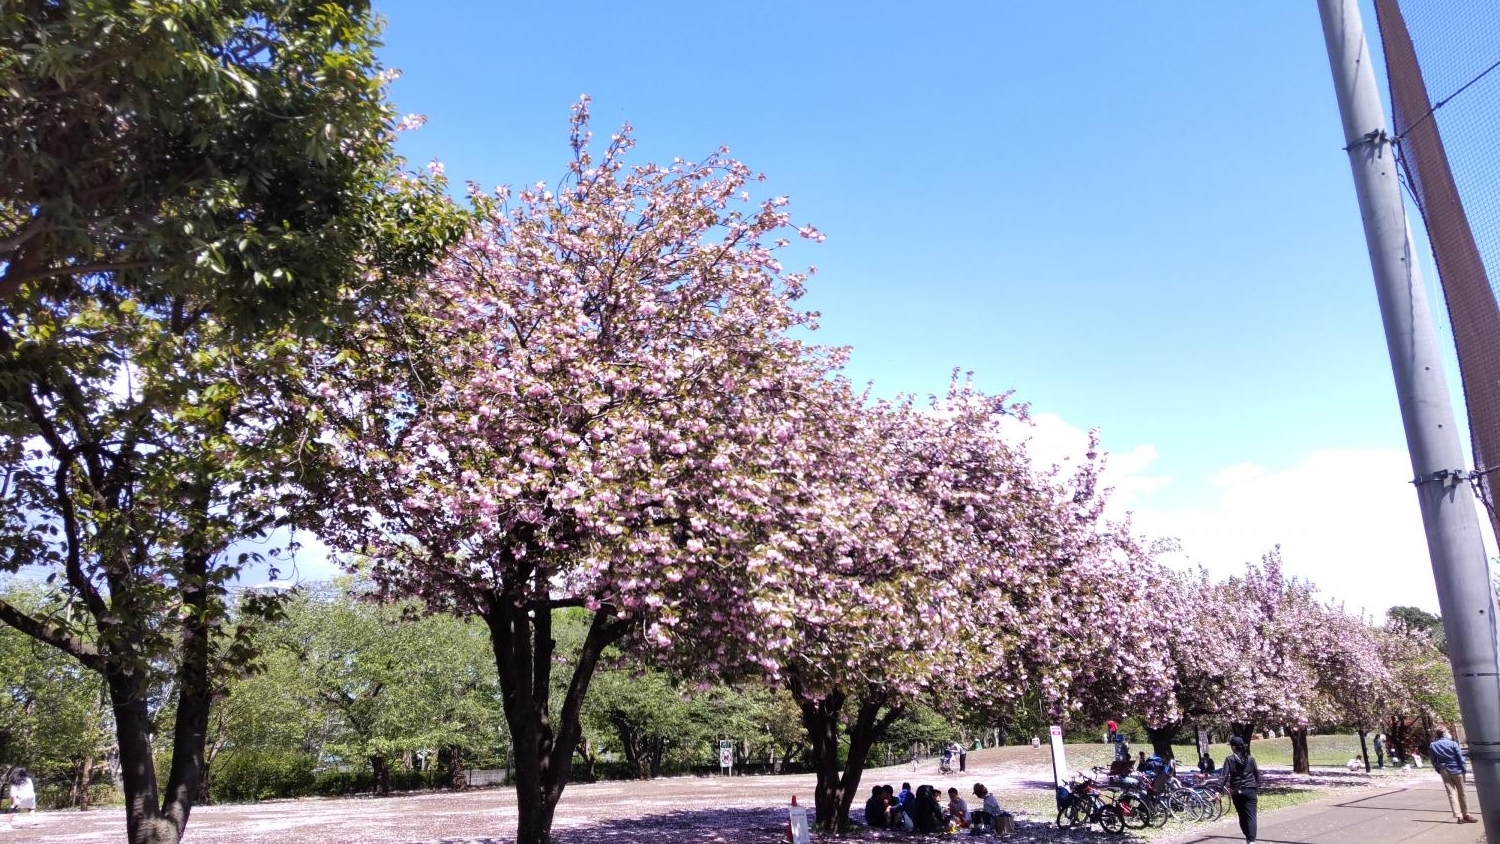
[[334, 0, 1494, 614]]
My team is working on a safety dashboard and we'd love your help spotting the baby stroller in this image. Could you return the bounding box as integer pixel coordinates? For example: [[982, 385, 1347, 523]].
[[940, 746, 956, 774]]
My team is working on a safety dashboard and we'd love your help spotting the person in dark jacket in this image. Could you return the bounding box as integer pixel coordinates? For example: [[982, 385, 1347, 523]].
[[1222, 736, 1260, 844], [864, 785, 888, 828], [909, 784, 946, 832]]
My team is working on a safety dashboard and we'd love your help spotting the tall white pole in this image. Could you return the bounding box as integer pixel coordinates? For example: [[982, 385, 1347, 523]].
[[1317, 1, 1500, 837]]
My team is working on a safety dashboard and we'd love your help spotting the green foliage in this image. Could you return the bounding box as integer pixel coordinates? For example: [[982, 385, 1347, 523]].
[[881, 702, 956, 752], [262, 584, 506, 786], [0, 0, 467, 331], [0, 2, 465, 837], [0, 584, 111, 798], [207, 749, 316, 803]]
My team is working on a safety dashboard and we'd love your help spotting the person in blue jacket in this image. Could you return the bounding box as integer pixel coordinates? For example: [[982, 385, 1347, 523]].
[[1427, 728, 1477, 824]]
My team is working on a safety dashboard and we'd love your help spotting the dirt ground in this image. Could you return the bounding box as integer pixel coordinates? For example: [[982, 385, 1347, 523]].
[[0, 745, 1404, 844]]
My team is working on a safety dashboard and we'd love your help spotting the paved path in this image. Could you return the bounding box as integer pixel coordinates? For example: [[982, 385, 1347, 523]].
[[1170, 779, 1485, 844]]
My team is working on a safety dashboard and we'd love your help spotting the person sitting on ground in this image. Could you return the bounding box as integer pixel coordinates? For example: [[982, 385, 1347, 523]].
[[970, 782, 1005, 831], [864, 785, 888, 828], [946, 786, 970, 828], [897, 781, 914, 815], [1199, 752, 1216, 774], [912, 784, 947, 832], [1136, 750, 1150, 772], [1347, 757, 1363, 772], [880, 784, 900, 826]]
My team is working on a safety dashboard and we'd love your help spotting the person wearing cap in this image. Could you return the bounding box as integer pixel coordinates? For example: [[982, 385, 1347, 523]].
[[1428, 728, 1477, 824], [1222, 736, 1260, 844]]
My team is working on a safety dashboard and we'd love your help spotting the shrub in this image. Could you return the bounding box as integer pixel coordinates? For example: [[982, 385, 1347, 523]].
[[208, 750, 317, 803]]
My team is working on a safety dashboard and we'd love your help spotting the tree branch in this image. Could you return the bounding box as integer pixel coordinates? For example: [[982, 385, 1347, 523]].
[[0, 597, 103, 672]]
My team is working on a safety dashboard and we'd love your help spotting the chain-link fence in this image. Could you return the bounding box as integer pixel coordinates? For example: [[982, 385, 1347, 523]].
[[1375, 0, 1500, 541]]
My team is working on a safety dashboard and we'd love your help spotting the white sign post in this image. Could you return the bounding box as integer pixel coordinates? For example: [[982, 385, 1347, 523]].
[[1049, 725, 1068, 787], [719, 739, 733, 775], [787, 800, 810, 844]]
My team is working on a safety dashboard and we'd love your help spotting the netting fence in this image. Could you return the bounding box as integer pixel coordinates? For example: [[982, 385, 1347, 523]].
[[1375, 0, 1500, 544]]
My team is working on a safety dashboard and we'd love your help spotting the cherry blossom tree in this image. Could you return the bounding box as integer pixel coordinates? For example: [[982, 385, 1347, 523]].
[[731, 379, 1176, 829], [1302, 608, 1391, 771], [313, 99, 836, 844], [1136, 568, 1238, 760], [1208, 549, 1318, 751]]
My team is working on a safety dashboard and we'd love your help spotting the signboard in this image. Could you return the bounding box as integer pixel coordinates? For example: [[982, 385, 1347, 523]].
[[719, 739, 733, 772], [788, 804, 811, 844], [1049, 724, 1068, 787]]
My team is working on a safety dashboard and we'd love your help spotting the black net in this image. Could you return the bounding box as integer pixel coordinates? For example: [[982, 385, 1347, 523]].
[[1375, 0, 1500, 542]]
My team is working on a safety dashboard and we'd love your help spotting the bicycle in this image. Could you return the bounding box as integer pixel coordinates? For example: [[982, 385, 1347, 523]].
[[1056, 773, 1125, 834]]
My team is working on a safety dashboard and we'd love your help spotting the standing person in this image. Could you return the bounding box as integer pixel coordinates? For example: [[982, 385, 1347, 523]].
[[957, 742, 967, 772], [1374, 733, 1386, 769], [1107, 719, 1118, 744], [1222, 736, 1260, 844], [1427, 728, 1478, 824], [6, 768, 36, 828]]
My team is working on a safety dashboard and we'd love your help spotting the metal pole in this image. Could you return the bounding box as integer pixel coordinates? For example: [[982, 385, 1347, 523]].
[[1317, 1, 1500, 837]]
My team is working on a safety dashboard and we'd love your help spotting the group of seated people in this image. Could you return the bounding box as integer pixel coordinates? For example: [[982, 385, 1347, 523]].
[[864, 781, 1008, 833]]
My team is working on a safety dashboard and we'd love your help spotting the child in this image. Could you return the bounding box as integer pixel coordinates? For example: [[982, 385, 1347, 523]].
[[7, 768, 36, 828]]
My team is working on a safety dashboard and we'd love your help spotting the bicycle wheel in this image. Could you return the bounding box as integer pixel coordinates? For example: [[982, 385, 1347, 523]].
[[1056, 798, 1079, 829], [1099, 804, 1126, 834], [1116, 793, 1151, 830], [1148, 795, 1171, 828], [1170, 789, 1199, 821], [1205, 788, 1227, 821]]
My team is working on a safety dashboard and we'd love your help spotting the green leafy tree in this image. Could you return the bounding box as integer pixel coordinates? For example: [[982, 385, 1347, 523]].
[[271, 585, 503, 795], [0, 584, 111, 807], [0, 3, 462, 842], [203, 641, 321, 802], [583, 667, 699, 780]]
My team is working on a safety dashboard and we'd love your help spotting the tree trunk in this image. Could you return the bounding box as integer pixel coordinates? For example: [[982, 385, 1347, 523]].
[[1357, 730, 1370, 772], [1289, 726, 1310, 774], [790, 681, 899, 832], [837, 697, 897, 826], [574, 738, 597, 783], [110, 674, 182, 844], [609, 712, 648, 779], [647, 736, 665, 779], [1146, 722, 1180, 760], [794, 683, 846, 830], [485, 590, 628, 844], [1230, 722, 1257, 748], [73, 755, 95, 810], [370, 753, 390, 796]]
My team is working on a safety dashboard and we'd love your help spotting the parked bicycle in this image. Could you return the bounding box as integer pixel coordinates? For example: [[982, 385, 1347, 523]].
[[1056, 773, 1125, 834]]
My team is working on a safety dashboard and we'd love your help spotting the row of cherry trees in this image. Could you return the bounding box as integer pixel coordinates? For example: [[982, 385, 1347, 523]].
[[290, 99, 1181, 839], [0, 44, 1459, 842], [1137, 551, 1456, 775], [285, 100, 1464, 840]]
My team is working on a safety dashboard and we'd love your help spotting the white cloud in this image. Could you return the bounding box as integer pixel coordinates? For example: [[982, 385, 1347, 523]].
[[1009, 415, 1497, 617]]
